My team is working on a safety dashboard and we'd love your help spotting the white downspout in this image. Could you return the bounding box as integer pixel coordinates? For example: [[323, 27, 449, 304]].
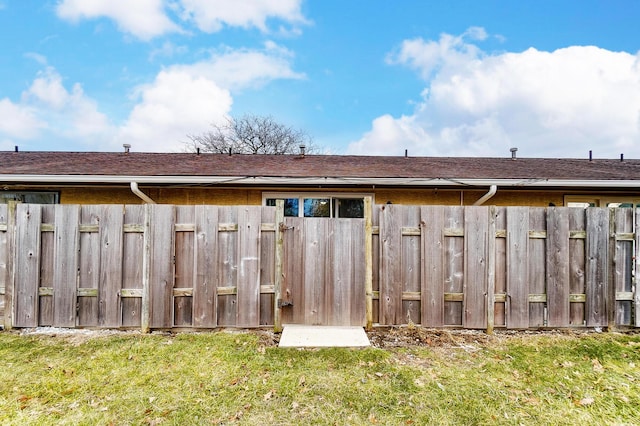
[[130, 181, 156, 204], [473, 185, 497, 206]]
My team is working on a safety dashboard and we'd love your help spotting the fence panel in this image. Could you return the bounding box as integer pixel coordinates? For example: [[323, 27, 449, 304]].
[[1, 203, 638, 331]]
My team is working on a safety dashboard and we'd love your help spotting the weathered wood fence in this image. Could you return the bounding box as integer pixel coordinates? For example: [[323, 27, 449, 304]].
[[0, 202, 638, 331]]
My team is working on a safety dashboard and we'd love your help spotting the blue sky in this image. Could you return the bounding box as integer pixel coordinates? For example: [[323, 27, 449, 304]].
[[2, 1, 640, 158]]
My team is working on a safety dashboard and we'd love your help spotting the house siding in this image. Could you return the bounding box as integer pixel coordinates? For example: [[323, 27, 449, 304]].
[[55, 186, 571, 207]]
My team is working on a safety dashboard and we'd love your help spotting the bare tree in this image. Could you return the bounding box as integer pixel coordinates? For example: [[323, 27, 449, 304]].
[[187, 114, 316, 154]]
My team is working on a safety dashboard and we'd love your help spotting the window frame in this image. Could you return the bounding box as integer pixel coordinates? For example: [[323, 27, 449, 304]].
[[0, 191, 59, 204], [262, 192, 374, 218]]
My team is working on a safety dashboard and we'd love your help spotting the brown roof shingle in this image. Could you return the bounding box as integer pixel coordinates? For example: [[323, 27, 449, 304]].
[[1, 151, 640, 181]]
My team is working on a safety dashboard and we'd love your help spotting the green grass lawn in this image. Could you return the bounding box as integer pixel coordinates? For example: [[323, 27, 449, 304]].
[[1, 329, 638, 425]]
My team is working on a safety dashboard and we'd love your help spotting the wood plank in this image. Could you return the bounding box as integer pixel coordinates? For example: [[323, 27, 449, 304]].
[[328, 220, 351, 325], [14, 204, 42, 327], [444, 206, 464, 326], [546, 208, 570, 327], [463, 207, 488, 329], [350, 219, 366, 326], [379, 204, 403, 325], [282, 217, 304, 324], [364, 196, 373, 330], [173, 206, 191, 326], [38, 205, 55, 326], [216, 207, 237, 326], [371, 206, 380, 324], [568, 208, 586, 325], [52, 205, 80, 327], [236, 206, 262, 327], [0, 204, 6, 324], [486, 206, 496, 333], [636, 209, 640, 328], [585, 208, 609, 327], [506, 207, 529, 329], [193, 205, 219, 328], [2, 202, 17, 329], [77, 206, 101, 326], [97, 205, 124, 327], [122, 205, 144, 327], [528, 208, 546, 327], [494, 207, 507, 327], [421, 206, 445, 327], [260, 206, 276, 326], [150, 205, 175, 328], [273, 202, 284, 330], [303, 218, 328, 325], [402, 206, 421, 324], [613, 208, 633, 326]]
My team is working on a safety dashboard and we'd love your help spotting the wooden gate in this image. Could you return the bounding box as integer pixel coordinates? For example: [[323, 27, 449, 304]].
[[280, 217, 366, 326]]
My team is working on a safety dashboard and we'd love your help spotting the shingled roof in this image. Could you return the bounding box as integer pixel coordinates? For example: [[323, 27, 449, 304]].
[[1, 151, 640, 186]]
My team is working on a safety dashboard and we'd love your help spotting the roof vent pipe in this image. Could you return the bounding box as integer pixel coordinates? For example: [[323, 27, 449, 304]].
[[621, 153, 624, 162], [510, 147, 518, 159], [14, 145, 18, 152], [299, 144, 306, 156], [473, 185, 498, 206], [589, 150, 592, 161], [130, 182, 156, 204], [123, 144, 131, 154]]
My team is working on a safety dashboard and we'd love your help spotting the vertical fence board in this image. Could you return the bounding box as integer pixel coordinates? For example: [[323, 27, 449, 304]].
[[464, 207, 488, 329], [528, 208, 546, 327], [379, 204, 403, 325], [371, 207, 380, 324], [173, 206, 191, 327], [150, 205, 175, 328], [328, 220, 351, 326], [486, 206, 497, 334], [99, 205, 124, 327], [236, 206, 262, 327], [506, 207, 529, 329], [122, 205, 144, 327], [586, 208, 609, 327], [193, 205, 218, 328], [421, 206, 445, 327], [14, 204, 42, 327], [569, 208, 586, 325], [546, 208, 570, 327], [636, 209, 640, 328], [38, 205, 55, 326], [402, 206, 421, 324], [614, 208, 633, 326], [0, 204, 6, 323], [260, 207, 276, 326], [52, 205, 81, 328], [217, 207, 237, 326], [78, 206, 101, 326], [444, 206, 464, 326], [494, 207, 507, 327], [303, 219, 328, 325], [283, 217, 305, 324], [350, 219, 366, 326]]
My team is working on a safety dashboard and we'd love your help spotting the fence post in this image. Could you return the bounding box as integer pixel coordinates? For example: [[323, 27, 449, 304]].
[[364, 197, 373, 331], [140, 204, 152, 333], [273, 200, 284, 333], [486, 206, 496, 334], [4, 200, 17, 330], [607, 208, 616, 331], [636, 208, 640, 328]]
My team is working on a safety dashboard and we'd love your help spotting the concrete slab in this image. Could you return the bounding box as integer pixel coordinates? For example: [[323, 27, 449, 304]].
[[278, 325, 370, 348]]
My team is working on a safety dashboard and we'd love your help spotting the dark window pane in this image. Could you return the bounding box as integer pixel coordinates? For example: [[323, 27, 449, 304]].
[[0, 192, 57, 204], [335, 198, 364, 218], [304, 198, 330, 217], [266, 198, 299, 216]]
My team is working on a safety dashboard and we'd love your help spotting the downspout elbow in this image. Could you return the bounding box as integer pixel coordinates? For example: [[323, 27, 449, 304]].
[[130, 181, 156, 204], [473, 185, 497, 206]]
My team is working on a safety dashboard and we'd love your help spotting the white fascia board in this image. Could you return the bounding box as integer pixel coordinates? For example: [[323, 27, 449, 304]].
[[1, 174, 640, 188]]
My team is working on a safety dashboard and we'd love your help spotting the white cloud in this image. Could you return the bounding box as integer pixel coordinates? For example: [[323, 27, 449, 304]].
[[171, 42, 304, 90], [349, 28, 640, 158], [55, 0, 307, 40], [117, 70, 233, 152], [56, 0, 181, 40], [0, 99, 44, 139], [179, 0, 306, 33]]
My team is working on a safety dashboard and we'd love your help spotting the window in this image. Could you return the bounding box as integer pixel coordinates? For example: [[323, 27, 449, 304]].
[[0, 191, 58, 204], [564, 196, 640, 208], [264, 192, 371, 218]]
